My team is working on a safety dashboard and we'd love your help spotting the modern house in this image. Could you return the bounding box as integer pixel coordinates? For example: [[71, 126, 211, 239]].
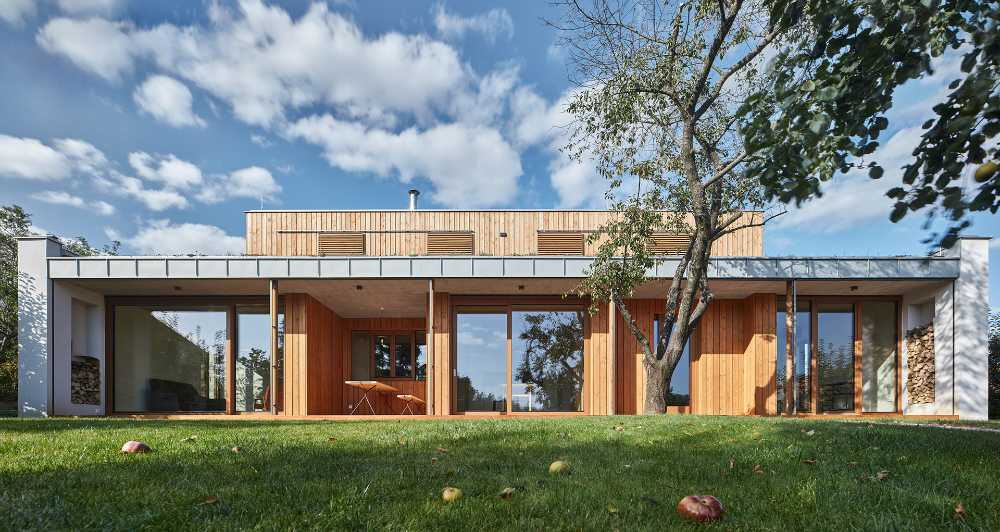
[[17, 191, 991, 419]]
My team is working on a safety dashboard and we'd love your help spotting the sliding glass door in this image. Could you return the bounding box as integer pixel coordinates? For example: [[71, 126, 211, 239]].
[[861, 301, 897, 412], [455, 304, 587, 413], [776, 299, 812, 413], [817, 303, 856, 412], [455, 313, 508, 412]]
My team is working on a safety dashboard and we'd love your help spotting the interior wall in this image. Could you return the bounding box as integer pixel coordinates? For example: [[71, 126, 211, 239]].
[[341, 317, 426, 415]]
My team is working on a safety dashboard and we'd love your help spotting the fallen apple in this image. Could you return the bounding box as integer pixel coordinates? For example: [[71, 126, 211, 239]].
[[676, 495, 724, 523], [548, 460, 570, 474], [442, 487, 462, 503], [121, 440, 151, 454]]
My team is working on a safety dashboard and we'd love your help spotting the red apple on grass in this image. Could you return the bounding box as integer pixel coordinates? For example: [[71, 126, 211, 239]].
[[676, 495, 724, 522], [121, 441, 151, 454]]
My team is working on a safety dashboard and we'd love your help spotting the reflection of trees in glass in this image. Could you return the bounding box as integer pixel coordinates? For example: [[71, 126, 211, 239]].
[[149, 311, 226, 401], [455, 376, 504, 412], [514, 311, 584, 412], [236, 347, 269, 410], [817, 340, 854, 411], [374, 336, 391, 377]]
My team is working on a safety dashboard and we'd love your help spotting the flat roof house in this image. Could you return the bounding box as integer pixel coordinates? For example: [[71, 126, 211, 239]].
[[16, 193, 992, 419]]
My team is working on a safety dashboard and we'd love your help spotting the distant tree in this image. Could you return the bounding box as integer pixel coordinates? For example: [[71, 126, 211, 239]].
[[743, 0, 999, 248], [989, 310, 999, 419], [0, 204, 120, 403]]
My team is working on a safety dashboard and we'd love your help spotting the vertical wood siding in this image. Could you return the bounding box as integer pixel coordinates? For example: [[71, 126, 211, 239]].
[[340, 317, 427, 415], [245, 211, 764, 257], [282, 293, 344, 416], [614, 295, 778, 415]]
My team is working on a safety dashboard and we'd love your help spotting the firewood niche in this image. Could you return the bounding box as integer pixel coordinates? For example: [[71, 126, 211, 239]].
[[905, 324, 935, 405]]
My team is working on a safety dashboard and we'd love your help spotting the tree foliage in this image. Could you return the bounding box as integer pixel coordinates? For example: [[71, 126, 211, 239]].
[[0, 204, 119, 402], [743, 0, 999, 247], [554, 0, 786, 413]]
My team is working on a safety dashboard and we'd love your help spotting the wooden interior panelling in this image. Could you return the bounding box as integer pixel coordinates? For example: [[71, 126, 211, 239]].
[[587, 303, 613, 414], [537, 232, 585, 255], [246, 210, 764, 257], [340, 317, 427, 415], [318, 233, 365, 256], [426, 232, 474, 255], [282, 293, 344, 415]]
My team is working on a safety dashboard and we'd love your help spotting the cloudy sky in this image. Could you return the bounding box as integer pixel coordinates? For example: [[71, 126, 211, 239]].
[[1, 0, 996, 306]]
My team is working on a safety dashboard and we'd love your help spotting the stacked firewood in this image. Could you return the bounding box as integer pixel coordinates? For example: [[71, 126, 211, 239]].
[[71, 356, 101, 405], [905, 324, 935, 405]]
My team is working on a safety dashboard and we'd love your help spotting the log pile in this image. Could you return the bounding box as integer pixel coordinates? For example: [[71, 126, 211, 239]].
[[71, 356, 100, 405], [905, 324, 935, 405]]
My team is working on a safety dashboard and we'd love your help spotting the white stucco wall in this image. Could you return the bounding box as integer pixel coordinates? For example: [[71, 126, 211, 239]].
[[52, 282, 105, 416], [17, 237, 62, 417], [950, 238, 990, 420]]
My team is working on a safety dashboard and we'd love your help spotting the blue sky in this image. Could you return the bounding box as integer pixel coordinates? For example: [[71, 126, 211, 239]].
[[1, 0, 997, 306]]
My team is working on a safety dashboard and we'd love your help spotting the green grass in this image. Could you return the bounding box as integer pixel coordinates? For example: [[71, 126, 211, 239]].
[[1, 416, 998, 530]]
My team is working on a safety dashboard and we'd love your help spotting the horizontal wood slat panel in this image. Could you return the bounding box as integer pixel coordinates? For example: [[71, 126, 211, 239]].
[[650, 233, 691, 255], [537, 232, 584, 255], [427, 232, 473, 255], [318, 233, 365, 256]]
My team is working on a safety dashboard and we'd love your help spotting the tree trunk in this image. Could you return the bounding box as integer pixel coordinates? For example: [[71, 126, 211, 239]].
[[642, 361, 669, 414]]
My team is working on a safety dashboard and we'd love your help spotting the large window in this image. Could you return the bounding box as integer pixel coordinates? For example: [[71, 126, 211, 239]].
[[817, 303, 855, 412], [235, 306, 270, 413], [351, 332, 425, 380], [776, 299, 812, 413], [455, 313, 508, 412], [861, 301, 897, 412], [455, 306, 586, 414], [114, 306, 228, 412], [512, 311, 584, 412], [653, 317, 691, 407]]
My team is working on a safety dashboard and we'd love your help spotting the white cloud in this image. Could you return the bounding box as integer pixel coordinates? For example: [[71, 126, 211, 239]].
[[105, 173, 190, 211], [509, 88, 606, 208], [286, 114, 521, 207], [0, 0, 34, 26], [773, 127, 924, 233], [52, 138, 109, 176], [110, 219, 245, 255], [196, 166, 281, 204], [128, 151, 203, 189], [250, 134, 272, 147], [37, 18, 136, 81], [39, 2, 470, 127], [30, 190, 116, 215], [133, 75, 206, 127], [56, 0, 125, 16], [432, 3, 513, 43], [0, 135, 71, 180]]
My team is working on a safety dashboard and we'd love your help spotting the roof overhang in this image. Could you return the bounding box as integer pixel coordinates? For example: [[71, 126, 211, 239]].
[[47, 255, 960, 281]]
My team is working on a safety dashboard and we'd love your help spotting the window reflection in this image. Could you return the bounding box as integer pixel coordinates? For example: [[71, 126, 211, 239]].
[[512, 311, 584, 412], [373, 335, 391, 378], [653, 318, 691, 407], [236, 306, 270, 412], [776, 299, 812, 413], [817, 303, 855, 412], [455, 313, 507, 412]]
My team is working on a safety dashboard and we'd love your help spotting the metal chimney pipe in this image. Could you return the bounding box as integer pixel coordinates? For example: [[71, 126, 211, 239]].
[[408, 189, 420, 210]]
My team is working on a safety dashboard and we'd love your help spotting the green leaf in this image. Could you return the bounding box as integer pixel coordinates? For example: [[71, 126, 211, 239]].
[[889, 203, 908, 222], [869, 166, 884, 179]]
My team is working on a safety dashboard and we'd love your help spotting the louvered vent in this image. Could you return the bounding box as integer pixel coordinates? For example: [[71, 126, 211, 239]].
[[426, 232, 474, 255], [649, 233, 691, 255], [317, 233, 365, 256], [537, 232, 585, 255]]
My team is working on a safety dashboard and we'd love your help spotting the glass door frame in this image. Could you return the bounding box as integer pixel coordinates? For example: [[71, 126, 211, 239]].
[[451, 296, 590, 415], [787, 295, 902, 415], [106, 295, 272, 416]]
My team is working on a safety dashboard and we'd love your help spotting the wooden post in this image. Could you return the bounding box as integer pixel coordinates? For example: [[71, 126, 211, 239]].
[[269, 279, 279, 415], [226, 305, 237, 415], [785, 281, 795, 415], [426, 279, 434, 416], [607, 298, 616, 415]]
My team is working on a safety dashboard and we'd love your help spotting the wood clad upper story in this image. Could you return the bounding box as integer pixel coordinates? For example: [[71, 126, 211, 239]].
[[244, 210, 765, 257]]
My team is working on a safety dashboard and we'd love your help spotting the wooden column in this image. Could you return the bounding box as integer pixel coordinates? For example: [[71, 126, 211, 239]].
[[607, 299, 616, 415], [785, 281, 795, 415], [854, 304, 863, 414], [269, 280, 278, 415], [226, 305, 237, 414], [426, 279, 434, 416]]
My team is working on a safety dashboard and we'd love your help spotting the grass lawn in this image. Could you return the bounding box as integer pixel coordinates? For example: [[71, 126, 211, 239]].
[[1, 416, 998, 530]]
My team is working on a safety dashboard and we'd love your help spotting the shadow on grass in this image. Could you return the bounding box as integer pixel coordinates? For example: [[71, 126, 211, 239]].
[[1, 417, 998, 530]]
